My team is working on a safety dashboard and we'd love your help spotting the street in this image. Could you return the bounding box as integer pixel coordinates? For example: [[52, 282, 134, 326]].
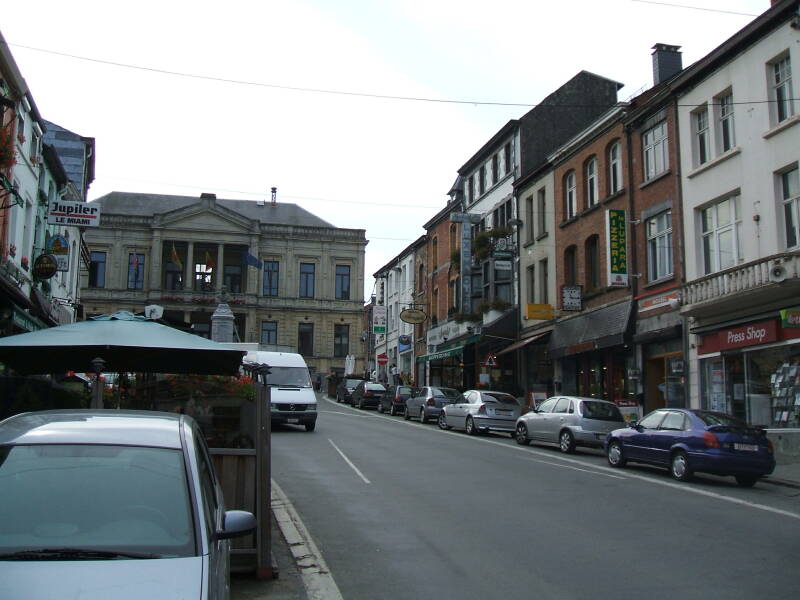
[[271, 394, 800, 600]]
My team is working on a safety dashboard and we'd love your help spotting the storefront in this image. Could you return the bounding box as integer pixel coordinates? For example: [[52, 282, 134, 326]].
[[696, 315, 800, 427], [416, 342, 473, 389]]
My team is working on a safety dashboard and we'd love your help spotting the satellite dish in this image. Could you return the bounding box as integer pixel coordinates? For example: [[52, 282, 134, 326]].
[[144, 304, 164, 320]]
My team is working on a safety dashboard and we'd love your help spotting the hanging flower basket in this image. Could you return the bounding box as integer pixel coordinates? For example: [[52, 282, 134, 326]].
[[0, 125, 17, 170]]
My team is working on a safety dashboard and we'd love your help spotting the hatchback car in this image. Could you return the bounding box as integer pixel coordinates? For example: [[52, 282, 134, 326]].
[[514, 396, 625, 453], [405, 386, 461, 423], [0, 410, 257, 600], [351, 381, 387, 409], [377, 385, 417, 415], [336, 377, 365, 405], [605, 408, 775, 487], [438, 389, 522, 435]]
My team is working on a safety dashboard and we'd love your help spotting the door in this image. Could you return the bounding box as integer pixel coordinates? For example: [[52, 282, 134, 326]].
[[529, 397, 558, 439], [449, 391, 473, 429], [625, 410, 667, 461], [648, 411, 688, 465], [541, 397, 570, 442]]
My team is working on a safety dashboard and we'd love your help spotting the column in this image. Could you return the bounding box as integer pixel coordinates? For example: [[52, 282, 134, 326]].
[[149, 231, 162, 294], [185, 242, 194, 291], [216, 244, 225, 292]]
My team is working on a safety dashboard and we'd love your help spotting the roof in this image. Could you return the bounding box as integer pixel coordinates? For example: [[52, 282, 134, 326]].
[[90, 191, 338, 229], [0, 410, 184, 448]]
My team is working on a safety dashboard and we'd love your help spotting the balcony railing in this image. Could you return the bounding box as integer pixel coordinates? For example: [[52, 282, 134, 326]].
[[683, 251, 800, 307]]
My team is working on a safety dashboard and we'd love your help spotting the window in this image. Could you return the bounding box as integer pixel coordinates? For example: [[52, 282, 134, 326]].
[[479, 165, 486, 195], [127, 253, 145, 290], [299, 263, 315, 298], [418, 264, 425, 292], [526, 265, 536, 304], [608, 141, 622, 194], [585, 157, 598, 208], [298, 322, 314, 356], [504, 143, 511, 174], [701, 195, 742, 274], [564, 246, 577, 286], [564, 171, 576, 219], [194, 249, 215, 292], [771, 54, 795, 124], [525, 195, 534, 243], [538, 258, 548, 305], [491, 154, 498, 183], [781, 167, 800, 248], [164, 243, 184, 291], [261, 321, 277, 345], [537, 188, 547, 237], [643, 121, 669, 180], [223, 264, 242, 294], [30, 130, 40, 162], [694, 106, 710, 166], [468, 176, 475, 203], [334, 324, 349, 358], [89, 251, 106, 288], [585, 236, 600, 291], [431, 238, 438, 266], [647, 211, 673, 281], [717, 93, 735, 152], [335, 265, 351, 300], [263, 261, 279, 296]]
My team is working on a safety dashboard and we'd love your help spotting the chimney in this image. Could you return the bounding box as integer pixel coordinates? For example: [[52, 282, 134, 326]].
[[270, 186, 277, 207], [652, 44, 682, 85], [200, 192, 216, 199]]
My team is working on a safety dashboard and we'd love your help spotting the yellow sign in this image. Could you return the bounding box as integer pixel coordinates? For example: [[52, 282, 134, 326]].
[[526, 303, 554, 320]]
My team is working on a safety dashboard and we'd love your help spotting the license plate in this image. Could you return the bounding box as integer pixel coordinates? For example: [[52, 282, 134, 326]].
[[734, 443, 758, 452], [287, 418, 299, 424], [495, 410, 510, 415]]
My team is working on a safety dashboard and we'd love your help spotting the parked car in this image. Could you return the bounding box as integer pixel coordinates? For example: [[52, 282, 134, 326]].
[[605, 409, 775, 487], [351, 381, 387, 409], [0, 410, 257, 600], [377, 385, 417, 415], [514, 396, 625, 453], [405, 386, 461, 423], [438, 389, 522, 435], [336, 377, 365, 405]]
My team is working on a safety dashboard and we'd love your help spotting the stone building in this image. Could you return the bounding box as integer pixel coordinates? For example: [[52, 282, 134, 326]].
[[80, 191, 367, 378]]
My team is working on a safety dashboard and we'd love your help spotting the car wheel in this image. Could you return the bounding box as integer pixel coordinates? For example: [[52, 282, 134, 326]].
[[419, 408, 428, 424], [670, 450, 692, 482], [438, 412, 450, 430], [404, 408, 411, 421], [336, 394, 342, 403], [607, 440, 626, 467], [357, 398, 364, 409], [735, 475, 758, 488], [305, 422, 316, 432], [559, 430, 576, 454], [466, 416, 479, 436], [389, 404, 397, 416], [515, 423, 530, 445], [377, 403, 384, 413]]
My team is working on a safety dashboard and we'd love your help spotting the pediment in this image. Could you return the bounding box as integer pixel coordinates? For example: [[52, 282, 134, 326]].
[[155, 200, 255, 234]]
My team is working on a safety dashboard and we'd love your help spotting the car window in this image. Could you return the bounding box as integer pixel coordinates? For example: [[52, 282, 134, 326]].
[[397, 386, 414, 395], [268, 366, 312, 387], [366, 383, 385, 391], [346, 378, 362, 388], [195, 434, 219, 534], [431, 387, 460, 398], [660, 412, 687, 431], [553, 398, 570, 413], [693, 411, 748, 428], [638, 410, 667, 429], [568, 400, 575, 413], [581, 401, 625, 422], [483, 392, 518, 405], [537, 398, 558, 413]]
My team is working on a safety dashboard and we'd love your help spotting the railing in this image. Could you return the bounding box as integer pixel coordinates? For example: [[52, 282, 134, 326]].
[[684, 251, 800, 306]]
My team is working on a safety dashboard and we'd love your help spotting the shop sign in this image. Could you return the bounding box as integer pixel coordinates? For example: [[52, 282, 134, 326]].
[[47, 200, 101, 227], [606, 209, 628, 287], [372, 305, 386, 334], [526, 303, 554, 320], [46, 234, 70, 272], [32, 254, 58, 280], [400, 308, 426, 324], [398, 334, 412, 353], [639, 290, 679, 313], [562, 285, 582, 311], [780, 308, 800, 328], [717, 320, 777, 351], [494, 260, 512, 271]]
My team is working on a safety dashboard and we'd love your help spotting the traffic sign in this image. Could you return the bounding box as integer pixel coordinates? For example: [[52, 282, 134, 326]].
[[377, 353, 389, 365]]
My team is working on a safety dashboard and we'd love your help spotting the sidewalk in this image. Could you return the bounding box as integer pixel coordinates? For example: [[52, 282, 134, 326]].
[[765, 460, 800, 488]]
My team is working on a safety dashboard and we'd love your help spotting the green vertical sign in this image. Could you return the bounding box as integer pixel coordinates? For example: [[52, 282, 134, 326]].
[[606, 209, 628, 287]]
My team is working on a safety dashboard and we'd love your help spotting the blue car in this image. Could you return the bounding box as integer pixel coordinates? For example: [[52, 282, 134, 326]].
[[605, 409, 775, 487]]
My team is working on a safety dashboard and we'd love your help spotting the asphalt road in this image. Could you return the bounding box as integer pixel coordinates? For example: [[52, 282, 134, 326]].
[[271, 394, 800, 600]]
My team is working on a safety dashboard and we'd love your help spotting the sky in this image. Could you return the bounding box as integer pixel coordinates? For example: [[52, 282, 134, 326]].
[[1, 0, 774, 301]]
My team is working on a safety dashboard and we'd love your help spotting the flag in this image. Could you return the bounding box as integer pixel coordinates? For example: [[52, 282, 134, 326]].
[[204, 251, 215, 270], [242, 251, 263, 269], [170, 243, 183, 270]]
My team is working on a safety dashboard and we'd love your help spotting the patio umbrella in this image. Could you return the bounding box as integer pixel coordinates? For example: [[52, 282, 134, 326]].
[[0, 311, 246, 375]]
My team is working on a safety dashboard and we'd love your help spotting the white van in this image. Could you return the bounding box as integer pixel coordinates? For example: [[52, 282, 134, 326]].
[[243, 351, 317, 432]]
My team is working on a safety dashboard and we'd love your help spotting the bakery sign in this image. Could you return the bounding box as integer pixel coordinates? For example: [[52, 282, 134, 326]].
[[717, 320, 778, 351]]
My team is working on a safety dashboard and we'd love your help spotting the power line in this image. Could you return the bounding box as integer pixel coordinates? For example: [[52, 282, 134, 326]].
[[630, 0, 759, 17]]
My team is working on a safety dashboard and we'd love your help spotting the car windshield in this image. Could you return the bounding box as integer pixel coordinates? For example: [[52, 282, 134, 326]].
[[268, 366, 312, 387], [397, 386, 415, 395], [432, 388, 460, 398], [345, 378, 363, 388], [0, 444, 195, 558], [482, 392, 519, 405], [581, 401, 625, 421], [694, 411, 749, 428], [366, 384, 386, 391]]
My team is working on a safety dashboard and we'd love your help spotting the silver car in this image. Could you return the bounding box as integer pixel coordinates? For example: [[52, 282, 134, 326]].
[[405, 386, 461, 423], [0, 410, 256, 600], [514, 396, 626, 453], [438, 389, 522, 435]]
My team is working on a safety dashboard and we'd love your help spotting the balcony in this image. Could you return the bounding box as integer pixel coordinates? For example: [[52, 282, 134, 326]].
[[682, 251, 800, 320]]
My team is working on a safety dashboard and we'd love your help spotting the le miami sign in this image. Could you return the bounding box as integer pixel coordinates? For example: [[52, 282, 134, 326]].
[[47, 200, 101, 227]]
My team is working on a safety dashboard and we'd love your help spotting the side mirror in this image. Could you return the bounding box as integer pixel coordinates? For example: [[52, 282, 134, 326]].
[[215, 510, 257, 541], [628, 420, 639, 429]]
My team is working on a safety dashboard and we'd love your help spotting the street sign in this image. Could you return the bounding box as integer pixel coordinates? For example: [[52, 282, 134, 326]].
[[373, 305, 387, 334], [377, 353, 389, 365]]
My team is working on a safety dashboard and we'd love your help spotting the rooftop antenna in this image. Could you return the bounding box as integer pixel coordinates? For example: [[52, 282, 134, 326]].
[[271, 186, 277, 207]]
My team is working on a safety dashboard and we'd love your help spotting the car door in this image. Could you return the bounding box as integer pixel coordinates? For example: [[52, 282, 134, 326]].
[[626, 410, 668, 462], [649, 411, 688, 465], [528, 397, 558, 439], [449, 391, 472, 429], [541, 397, 570, 442], [407, 387, 426, 415]]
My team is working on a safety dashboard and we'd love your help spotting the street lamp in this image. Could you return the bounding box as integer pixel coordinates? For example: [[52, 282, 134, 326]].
[[90, 356, 106, 409]]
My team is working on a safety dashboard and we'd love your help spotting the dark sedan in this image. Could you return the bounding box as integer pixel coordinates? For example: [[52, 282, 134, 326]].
[[377, 385, 417, 415], [351, 381, 387, 409], [336, 378, 365, 405], [605, 409, 775, 487]]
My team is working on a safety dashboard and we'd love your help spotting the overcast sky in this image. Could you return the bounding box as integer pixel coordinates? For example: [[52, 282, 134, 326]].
[[2, 0, 772, 301]]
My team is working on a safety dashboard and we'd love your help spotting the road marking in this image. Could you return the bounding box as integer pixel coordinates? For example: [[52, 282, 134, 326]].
[[328, 438, 371, 484], [518, 455, 626, 479], [272, 479, 344, 600]]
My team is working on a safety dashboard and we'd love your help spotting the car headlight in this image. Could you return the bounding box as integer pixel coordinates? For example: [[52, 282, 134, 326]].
[[308, 405, 317, 412]]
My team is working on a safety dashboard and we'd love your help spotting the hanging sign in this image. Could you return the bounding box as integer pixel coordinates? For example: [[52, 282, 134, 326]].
[[400, 308, 427, 324], [606, 209, 628, 287], [32, 254, 58, 280], [47, 200, 101, 227], [46, 234, 70, 271], [780, 308, 800, 328], [373, 304, 387, 334]]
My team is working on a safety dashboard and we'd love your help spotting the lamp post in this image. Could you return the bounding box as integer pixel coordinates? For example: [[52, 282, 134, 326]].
[[90, 357, 106, 409]]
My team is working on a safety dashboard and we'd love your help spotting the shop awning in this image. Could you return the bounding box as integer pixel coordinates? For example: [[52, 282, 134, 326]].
[[496, 331, 550, 356], [416, 343, 468, 363], [549, 300, 632, 359]]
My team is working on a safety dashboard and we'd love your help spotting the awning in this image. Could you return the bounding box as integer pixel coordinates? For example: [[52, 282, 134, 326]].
[[496, 331, 550, 356], [416, 343, 467, 363], [0, 271, 33, 309], [549, 300, 632, 359]]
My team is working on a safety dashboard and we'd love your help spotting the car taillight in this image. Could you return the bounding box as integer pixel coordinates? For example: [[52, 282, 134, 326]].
[[477, 404, 486, 415], [364, 391, 372, 397], [426, 398, 435, 406], [395, 395, 403, 402], [704, 431, 720, 448]]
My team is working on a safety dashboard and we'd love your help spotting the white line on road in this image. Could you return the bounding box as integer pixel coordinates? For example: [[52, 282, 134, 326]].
[[328, 438, 371, 484], [271, 479, 344, 600], [518, 455, 627, 479]]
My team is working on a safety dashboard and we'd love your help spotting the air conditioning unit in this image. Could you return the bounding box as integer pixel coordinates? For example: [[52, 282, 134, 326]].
[[769, 263, 787, 283]]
